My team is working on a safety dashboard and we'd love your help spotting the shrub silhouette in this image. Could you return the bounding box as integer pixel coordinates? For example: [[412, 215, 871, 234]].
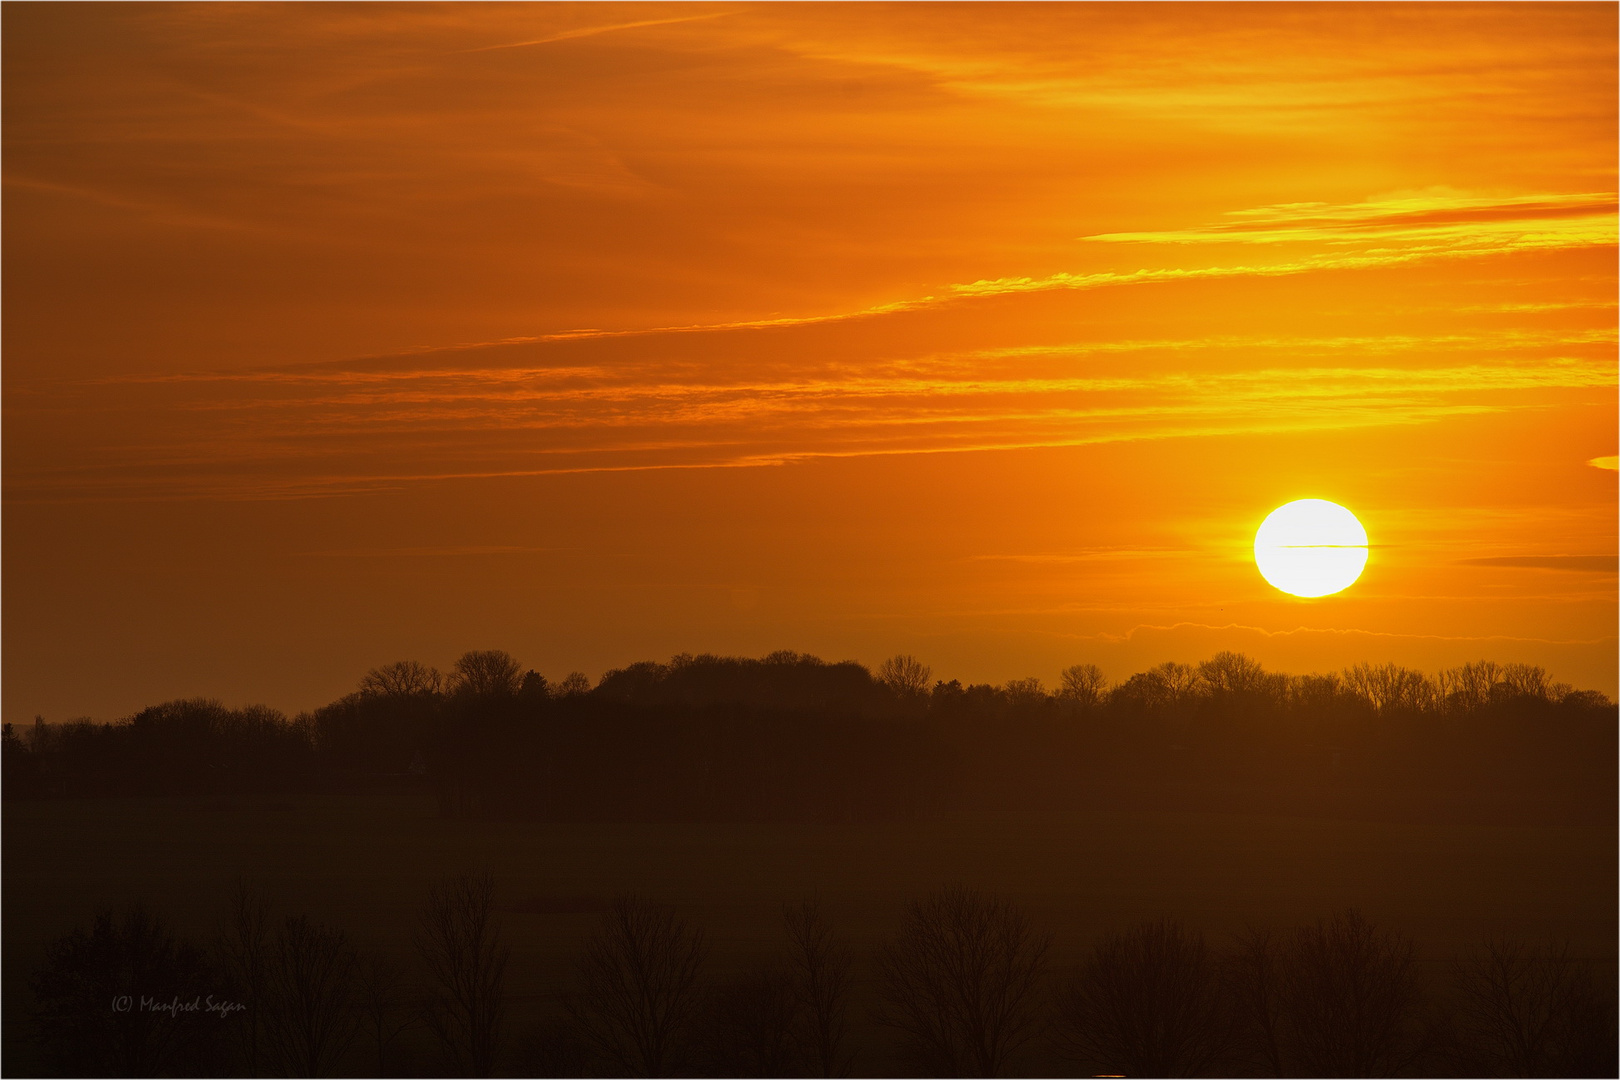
[[875, 886, 1050, 1077], [31, 904, 228, 1077]]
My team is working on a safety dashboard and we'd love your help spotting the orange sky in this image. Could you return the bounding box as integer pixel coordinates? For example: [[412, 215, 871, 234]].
[[5, 2, 1616, 718]]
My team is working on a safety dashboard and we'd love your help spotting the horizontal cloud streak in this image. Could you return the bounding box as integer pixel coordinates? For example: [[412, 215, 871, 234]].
[[1112, 621, 1619, 648], [8, 159, 1613, 502], [1460, 555, 1617, 573], [1086, 191, 1616, 247], [11, 343, 1613, 500]]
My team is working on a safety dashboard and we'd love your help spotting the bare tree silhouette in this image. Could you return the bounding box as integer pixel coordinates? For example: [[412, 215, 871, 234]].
[[875, 886, 1051, 1077], [1057, 918, 1230, 1077], [566, 896, 708, 1077], [1233, 909, 1424, 1077], [1225, 927, 1286, 1077], [450, 650, 524, 698], [1057, 664, 1109, 709], [416, 871, 510, 1077], [359, 660, 444, 698], [555, 671, 592, 697], [1343, 662, 1435, 714], [1004, 677, 1047, 707], [877, 654, 933, 697], [1199, 651, 1267, 697], [785, 899, 853, 1077], [1556, 962, 1619, 1078], [1113, 661, 1203, 711], [218, 880, 272, 1076], [359, 954, 415, 1078], [262, 914, 361, 1078], [1453, 938, 1618, 1077], [1153, 661, 1203, 702], [1499, 662, 1553, 701]]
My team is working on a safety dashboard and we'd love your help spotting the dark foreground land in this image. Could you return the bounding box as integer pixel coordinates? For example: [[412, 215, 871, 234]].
[[6, 650, 1615, 1075], [4, 791, 1615, 1076]]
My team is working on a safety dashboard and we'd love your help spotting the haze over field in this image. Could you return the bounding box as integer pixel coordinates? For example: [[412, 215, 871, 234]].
[[4, 3, 1615, 717]]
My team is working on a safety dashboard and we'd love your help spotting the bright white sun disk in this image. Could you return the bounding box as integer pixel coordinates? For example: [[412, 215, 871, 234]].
[[1253, 499, 1368, 598]]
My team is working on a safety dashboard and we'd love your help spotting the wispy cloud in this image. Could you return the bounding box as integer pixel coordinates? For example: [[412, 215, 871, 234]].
[[1114, 621, 1618, 648], [13, 346, 1612, 501], [10, 175, 1613, 502], [968, 548, 1189, 564], [1085, 191, 1616, 247], [1459, 556, 1617, 573], [958, 193, 1615, 299]]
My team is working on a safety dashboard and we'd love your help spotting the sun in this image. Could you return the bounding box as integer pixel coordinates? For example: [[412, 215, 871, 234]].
[[1253, 499, 1368, 598]]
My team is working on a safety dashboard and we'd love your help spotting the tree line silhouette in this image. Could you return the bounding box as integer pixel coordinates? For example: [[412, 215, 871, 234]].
[[5, 649, 1614, 823], [26, 877, 1617, 1077]]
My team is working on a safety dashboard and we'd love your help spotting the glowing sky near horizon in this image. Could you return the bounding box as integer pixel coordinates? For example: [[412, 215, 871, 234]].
[[4, 2, 1616, 718]]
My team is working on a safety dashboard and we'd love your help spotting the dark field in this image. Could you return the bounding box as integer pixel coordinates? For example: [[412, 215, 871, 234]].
[[5, 791, 1614, 1073]]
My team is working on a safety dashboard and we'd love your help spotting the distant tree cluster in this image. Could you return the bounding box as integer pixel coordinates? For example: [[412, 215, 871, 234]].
[[4, 700, 314, 798], [5, 649, 1613, 823], [27, 880, 1617, 1077]]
